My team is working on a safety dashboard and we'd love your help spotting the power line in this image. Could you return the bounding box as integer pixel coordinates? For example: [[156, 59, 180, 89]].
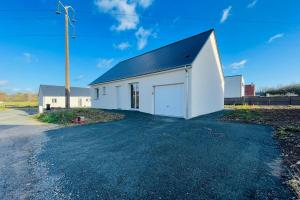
[[0, 33, 299, 45], [0, 9, 299, 25]]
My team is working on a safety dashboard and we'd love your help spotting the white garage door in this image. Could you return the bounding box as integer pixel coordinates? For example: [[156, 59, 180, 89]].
[[154, 84, 185, 118]]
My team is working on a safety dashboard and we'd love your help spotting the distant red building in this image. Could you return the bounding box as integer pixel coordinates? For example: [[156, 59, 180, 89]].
[[245, 84, 255, 96]]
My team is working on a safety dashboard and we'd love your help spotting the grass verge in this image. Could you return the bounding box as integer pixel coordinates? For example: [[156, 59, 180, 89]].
[[223, 105, 300, 197], [35, 108, 124, 125], [0, 104, 5, 111], [0, 101, 38, 108]]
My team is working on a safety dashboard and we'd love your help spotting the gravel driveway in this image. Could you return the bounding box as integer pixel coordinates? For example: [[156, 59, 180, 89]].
[[39, 111, 294, 199], [0, 110, 295, 199], [0, 109, 54, 199]]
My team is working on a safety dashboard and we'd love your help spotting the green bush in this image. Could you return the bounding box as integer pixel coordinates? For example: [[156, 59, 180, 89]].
[[36, 108, 124, 125], [37, 109, 77, 124]]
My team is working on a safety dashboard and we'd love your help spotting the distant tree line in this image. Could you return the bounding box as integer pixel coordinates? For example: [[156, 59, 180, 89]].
[[0, 91, 37, 102], [259, 83, 300, 96]]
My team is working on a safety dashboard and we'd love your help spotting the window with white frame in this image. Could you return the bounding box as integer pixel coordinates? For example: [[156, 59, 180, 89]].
[[52, 98, 57, 103], [95, 88, 99, 99], [102, 86, 106, 95], [130, 83, 139, 109]]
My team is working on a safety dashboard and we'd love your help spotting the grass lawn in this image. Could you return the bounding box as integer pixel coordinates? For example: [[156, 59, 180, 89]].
[[35, 108, 124, 125], [0, 104, 5, 111], [223, 105, 300, 197], [224, 105, 300, 136], [0, 101, 38, 109]]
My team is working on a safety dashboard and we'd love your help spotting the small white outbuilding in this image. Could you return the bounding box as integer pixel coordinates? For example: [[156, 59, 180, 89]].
[[224, 75, 245, 98], [90, 29, 224, 119], [38, 85, 91, 109]]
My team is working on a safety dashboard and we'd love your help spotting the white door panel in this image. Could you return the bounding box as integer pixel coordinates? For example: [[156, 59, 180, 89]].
[[154, 84, 184, 117]]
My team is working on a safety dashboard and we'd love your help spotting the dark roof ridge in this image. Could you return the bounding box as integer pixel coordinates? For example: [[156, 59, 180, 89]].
[[225, 75, 243, 78]]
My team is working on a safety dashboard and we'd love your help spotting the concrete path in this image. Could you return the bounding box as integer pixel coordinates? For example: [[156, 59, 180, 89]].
[[0, 108, 43, 126], [0, 109, 54, 200]]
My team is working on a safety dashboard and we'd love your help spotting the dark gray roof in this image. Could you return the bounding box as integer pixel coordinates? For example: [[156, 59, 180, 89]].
[[225, 75, 243, 78], [39, 85, 91, 97], [90, 29, 213, 85]]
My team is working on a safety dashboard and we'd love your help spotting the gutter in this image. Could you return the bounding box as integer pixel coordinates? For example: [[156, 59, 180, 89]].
[[89, 64, 192, 87], [185, 64, 192, 119]]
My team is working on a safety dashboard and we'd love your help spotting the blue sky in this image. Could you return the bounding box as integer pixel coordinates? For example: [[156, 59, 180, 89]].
[[0, 0, 299, 93]]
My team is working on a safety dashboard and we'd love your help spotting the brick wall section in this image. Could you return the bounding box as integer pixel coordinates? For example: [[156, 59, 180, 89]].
[[245, 84, 255, 96]]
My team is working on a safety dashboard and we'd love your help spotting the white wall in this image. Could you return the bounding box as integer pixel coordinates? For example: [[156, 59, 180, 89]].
[[91, 69, 187, 117], [241, 77, 245, 97], [91, 31, 224, 119], [190, 32, 224, 118], [224, 76, 244, 98], [41, 96, 91, 108]]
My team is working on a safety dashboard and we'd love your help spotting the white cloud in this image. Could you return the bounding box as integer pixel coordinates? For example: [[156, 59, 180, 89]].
[[22, 52, 38, 63], [230, 59, 247, 70], [135, 27, 156, 50], [114, 42, 131, 50], [247, 0, 258, 8], [171, 16, 180, 27], [94, 0, 154, 31], [172, 16, 180, 24], [24, 88, 33, 92], [0, 80, 8, 87], [23, 52, 32, 63], [97, 58, 115, 69], [95, 0, 138, 31], [220, 6, 232, 23], [137, 0, 153, 8], [268, 33, 284, 43], [94, 1, 140, 32], [74, 75, 85, 81]]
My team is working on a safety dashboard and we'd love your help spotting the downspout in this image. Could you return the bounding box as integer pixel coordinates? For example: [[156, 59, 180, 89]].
[[185, 65, 191, 119]]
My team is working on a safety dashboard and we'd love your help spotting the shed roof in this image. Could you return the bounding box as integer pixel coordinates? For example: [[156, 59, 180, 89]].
[[90, 29, 214, 85], [39, 85, 91, 97]]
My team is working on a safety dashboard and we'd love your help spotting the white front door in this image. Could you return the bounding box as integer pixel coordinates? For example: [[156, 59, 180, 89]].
[[116, 86, 121, 109], [154, 84, 184, 118]]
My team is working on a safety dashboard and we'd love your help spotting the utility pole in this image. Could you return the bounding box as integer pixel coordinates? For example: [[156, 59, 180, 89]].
[[56, 1, 76, 109]]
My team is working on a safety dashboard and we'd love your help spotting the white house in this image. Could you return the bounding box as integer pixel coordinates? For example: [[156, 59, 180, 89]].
[[90, 29, 224, 119], [38, 85, 91, 109], [224, 75, 245, 98]]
